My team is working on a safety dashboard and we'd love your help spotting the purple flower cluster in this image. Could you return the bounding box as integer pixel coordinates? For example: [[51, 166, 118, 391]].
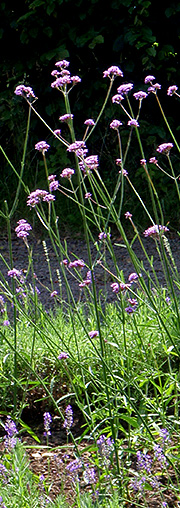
[[83, 465, 96, 485], [60, 167, 75, 179], [67, 140, 86, 154], [84, 118, 95, 126], [167, 85, 178, 96], [103, 66, 123, 79], [63, 405, 73, 432], [43, 412, 52, 437], [97, 434, 114, 464], [15, 219, 32, 239], [79, 270, 92, 288], [83, 155, 99, 170], [110, 119, 122, 130], [59, 113, 74, 122], [133, 91, 148, 101], [35, 141, 50, 153], [98, 231, 111, 240], [4, 416, 18, 449], [89, 330, 99, 339], [117, 83, 134, 95], [51, 60, 81, 91], [0, 296, 5, 314], [58, 352, 69, 360], [127, 119, 139, 127], [14, 85, 36, 99], [69, 258, 85, 269], [112, 94, 124, 103], [136, 450, 152, 473], [143, 225, 169, 238], [27, 189, 55, 207], [48, 174, 59, 192], [0, 496, 7, 508], [156, 142, 173, 155], [7, 268, 22, 279]]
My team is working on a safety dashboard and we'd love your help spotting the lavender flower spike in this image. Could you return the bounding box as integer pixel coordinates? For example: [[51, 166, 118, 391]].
[[43, 412, 52, 437], [63, 405, 73, 432], [4, 416, 18, 449]]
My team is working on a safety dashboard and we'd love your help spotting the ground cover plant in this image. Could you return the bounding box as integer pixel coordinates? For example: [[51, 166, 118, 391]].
[[0, 60, 180, 507]]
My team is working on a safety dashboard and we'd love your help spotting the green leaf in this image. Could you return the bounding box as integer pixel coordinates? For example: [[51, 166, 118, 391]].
[[19, 420, 41, 443], [88, 34, 104, 49], [119, 415, 139, 428]]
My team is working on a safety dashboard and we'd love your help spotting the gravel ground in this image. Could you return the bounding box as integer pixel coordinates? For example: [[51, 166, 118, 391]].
[[0, 230, 180, 314]]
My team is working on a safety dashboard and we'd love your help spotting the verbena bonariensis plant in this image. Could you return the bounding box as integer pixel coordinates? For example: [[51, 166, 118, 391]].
[[0, 60, 180, 505]]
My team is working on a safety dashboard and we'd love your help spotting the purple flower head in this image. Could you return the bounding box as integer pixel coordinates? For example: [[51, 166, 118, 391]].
[[112, 94, 124, 103], [117, 83, 134, 95], [143, 225, 169, 237], [84, 118, 95, 126], [153, 444, 167, 467], [147, 83, 161, 94], [55, 60, 70, 68], [127, 119, 139, 127], [54, 129, 61, 136], [159, 428, 170, 443], [165, 296, 171, 305], [85, 192, 92, 199], [128, 272, 139, 282], [89, 330, 99, 339], [110, 119, 122, 130], [58, 352, 69, 360], [67, 140, 86, 153], [133, 91, 148, 100], [27, 189, 55, 207], [97, 434, 114, 463], [119, 168, 128, 177], [144, 75, 156, 84], [35, 141, 50, 153], [43, 412, 52, 437], [125, 306, 135, 314], [120, 282, 131, 291], [125, 211, 132, 219], [103, 66, 123, 78], [98, 231, 111, 240], [59, 113, 74, 122], [140, 158, 146, 165], [60, 168, 75, 179], [51, 69, 60, 77], [0, 496, 7, 508], [84, 155, 99, 170], [111, 282, 119, 293], [7, 268, 22, 279], [3, 320, 10, 326], [49, 179, 59, 192], [149, 157, 158, 164], [15, 219, 32, 239], [4, 416, 18, 449], [83, 465, 96, 485], [128, 298, 138, 306], [50, 290, 58, 297], [14, 85, 36, 99], [156, 143, 173, 155], [51, 76, 71, 88], [69, 259, 85, 269], [136, 450, 152, 473], [167, 85, 178, 96], [63, 405, 73, 432], [71, 75, 81, 84]]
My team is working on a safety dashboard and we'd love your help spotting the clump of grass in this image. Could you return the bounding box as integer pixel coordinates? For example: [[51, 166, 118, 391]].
[[0, 61, 180, 506]]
